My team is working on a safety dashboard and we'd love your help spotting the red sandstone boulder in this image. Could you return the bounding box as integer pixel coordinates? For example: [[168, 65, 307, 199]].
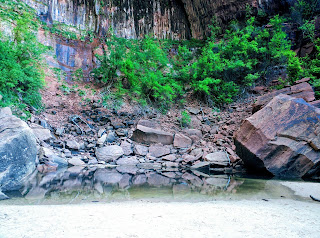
[[234, 94, 320, 178]]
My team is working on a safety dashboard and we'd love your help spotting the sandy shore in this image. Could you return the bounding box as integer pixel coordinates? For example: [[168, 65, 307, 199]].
[[0, 199, 319, 238]]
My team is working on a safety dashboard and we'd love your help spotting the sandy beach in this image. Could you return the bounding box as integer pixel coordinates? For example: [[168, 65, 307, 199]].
[[0, 199, 319, 238]]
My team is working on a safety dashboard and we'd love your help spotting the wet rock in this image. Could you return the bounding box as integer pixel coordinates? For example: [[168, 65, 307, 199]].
[[88, 158, 98, 165], [134, 144, 149, 156], [111, 121, 125, 129], [0, 107, 37, 191], [132, 174, 147, 185], [68, 157, 85, 166], [161, 154, 177, 161], [94, 169, 123, 184], [132, 125, 174, 145], [116, 157, 139, 166], [174, 134, 192, 148], [119, 174, 132, 189], [106, 131, 116, 143], [95, 145, 124, 162], [116, 166, 139, 175], [120, 141, 133, 155], [205, 152, 230, 166], [149, 145, 171, 158], [235, 94, 320, 178], [147, 173, 171, 186], [66, 140, 81, 150]]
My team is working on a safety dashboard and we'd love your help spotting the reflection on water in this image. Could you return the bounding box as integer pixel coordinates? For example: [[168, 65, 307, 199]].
[[1, 166, 314, 205]]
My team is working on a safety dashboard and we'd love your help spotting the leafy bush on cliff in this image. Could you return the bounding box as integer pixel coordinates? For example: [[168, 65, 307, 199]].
[[93, 34, 183, 110], [0, 2, 45, 115], [190, 15, 300, 105]]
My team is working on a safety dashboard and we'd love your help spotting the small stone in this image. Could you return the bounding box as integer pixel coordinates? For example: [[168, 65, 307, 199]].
[[88, 158, 98, 165], [116, 166, 139, 175], [95, 145, 124, 162], [174, 134, 192, 148], [149, 145, 171, 158], [106, 131, 116, 143], [186, 107, 200, 115], [97, 134, 107, 145], [163, 162, 179, 168], [182, 154, 197, 163], [120, 141, 133, 155], [98, 129, 105, 138], [134, 144, 148, 156], [66, 140, 81, 150], [161, 154, 177, 161], [49, 155, 68, 168], [32, 128, 53, 141], [55, 128, 64, 136], [205, 151, 230, 166], [116, 157, 139, 165], [68, 157, 85, 166]]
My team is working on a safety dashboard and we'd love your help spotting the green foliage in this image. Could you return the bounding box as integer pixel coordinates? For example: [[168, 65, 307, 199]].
[[189, 16, 298, 105], [93, 34, 183, 110], [180, 110, 191, 128], [0, 2, 45, 115]]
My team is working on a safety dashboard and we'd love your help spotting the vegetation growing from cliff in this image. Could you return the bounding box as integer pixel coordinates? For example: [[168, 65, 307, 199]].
[[0, 0, 45, 116], [94, 15, 301, 107]]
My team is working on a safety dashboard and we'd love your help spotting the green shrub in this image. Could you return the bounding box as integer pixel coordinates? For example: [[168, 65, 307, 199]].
[[93, 34, 183, 110], [0, 6, 45, 115], [180, 110, 191, 127]]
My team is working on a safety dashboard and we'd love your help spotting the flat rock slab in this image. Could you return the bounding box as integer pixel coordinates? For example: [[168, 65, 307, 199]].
[[94, 169, 123, 184], [149, 145, 171, 158], [235, 94, 320, 178], [132, 125, 173, 145], [205, 152, 230, 167]]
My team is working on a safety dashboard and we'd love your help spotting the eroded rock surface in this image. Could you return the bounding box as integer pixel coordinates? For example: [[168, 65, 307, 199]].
[[235, 95, 320, 178], [0, 108, 38, 191]]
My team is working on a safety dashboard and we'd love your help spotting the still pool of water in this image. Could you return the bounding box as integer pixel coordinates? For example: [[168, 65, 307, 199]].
[[1, 166, 319, 205]]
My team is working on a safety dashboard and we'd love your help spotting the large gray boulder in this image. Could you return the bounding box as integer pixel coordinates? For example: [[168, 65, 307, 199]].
[[0, 108, 38, 191]]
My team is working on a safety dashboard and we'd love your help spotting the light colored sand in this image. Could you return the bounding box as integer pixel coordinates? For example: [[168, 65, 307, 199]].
[[0, 199, 319, 238], [280, 181, 320, 198]]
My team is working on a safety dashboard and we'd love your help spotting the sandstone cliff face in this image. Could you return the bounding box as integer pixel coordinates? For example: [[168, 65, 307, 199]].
[[23, 0, 290, 40]]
